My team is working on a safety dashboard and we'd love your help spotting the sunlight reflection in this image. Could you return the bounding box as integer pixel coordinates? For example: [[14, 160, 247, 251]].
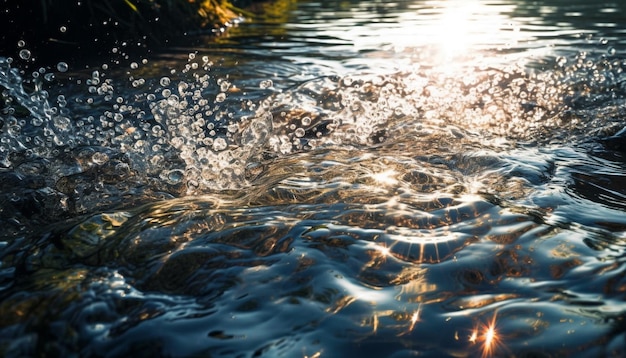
[[370, 169, 399, 186], [470, 312, 508, 358], [407, 305, 421, 332], [429, 0, 517, 62]]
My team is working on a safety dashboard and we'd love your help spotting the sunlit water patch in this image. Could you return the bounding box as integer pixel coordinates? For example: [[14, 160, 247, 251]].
[[2, 0, 626, 357]]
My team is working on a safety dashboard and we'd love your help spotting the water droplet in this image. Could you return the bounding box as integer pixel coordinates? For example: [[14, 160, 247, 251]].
[[294, 128, 306, 138], [160, 77, 171, 86], [165, 169, 184, 184], [215, 93, 226, 103], [130, 62, 138, 69], [556, 56, 567, 67], [19, 49, 31, 60], [212, 137, 227, 151], [54, 116, 71, 131], [57, 62, 69, 72], [259, 80, 273, 89], [92, 152, 109, 165], [220, 81, 230, 92], [60, 26, 67, 33], [608, 47, 616, 55]]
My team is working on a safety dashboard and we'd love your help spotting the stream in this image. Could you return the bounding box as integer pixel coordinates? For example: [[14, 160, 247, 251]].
[[1, 0, 626, 356]]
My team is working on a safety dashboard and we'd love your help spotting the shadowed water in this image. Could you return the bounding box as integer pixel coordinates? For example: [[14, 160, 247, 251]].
[[1, 0, 626, 357]]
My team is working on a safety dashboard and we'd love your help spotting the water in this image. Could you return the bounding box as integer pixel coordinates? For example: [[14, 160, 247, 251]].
[[1, 0, 626, 356]]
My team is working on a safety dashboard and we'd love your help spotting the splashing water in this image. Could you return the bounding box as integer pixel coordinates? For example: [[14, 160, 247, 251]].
[[2, 0, 626, 357]]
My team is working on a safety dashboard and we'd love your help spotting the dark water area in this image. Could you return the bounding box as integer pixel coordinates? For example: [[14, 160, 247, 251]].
[[2, 0, 626, 357]]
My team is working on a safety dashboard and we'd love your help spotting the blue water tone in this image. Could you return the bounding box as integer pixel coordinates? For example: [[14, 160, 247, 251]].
[[1, 0, 626, 357]]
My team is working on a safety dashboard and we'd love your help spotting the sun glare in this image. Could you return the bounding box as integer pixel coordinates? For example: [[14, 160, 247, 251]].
[[407, 0, 524, 70], [370, 169, 399, 186], [469, 312, 507, 358]]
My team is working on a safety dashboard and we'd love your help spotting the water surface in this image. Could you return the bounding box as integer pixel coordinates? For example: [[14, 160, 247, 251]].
[[1, 0, 626, 357]]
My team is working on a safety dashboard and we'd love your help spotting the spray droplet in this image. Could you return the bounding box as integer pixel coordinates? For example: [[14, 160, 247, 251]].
[[212, 137, 227, 151], [259, 80, 273, 89], [294, 128, 306, 138], [165, 169, 184, 184], [92, 152, 109, 165], [57, 62, 69, 72], [19, 49, 31, 60]]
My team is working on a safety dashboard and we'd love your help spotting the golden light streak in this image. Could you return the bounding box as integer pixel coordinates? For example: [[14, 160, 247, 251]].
[[407, 305, 422, 332], [469, 312, 507, 358]]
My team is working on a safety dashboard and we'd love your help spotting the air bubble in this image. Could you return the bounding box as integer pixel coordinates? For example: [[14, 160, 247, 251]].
[[57, 62, 69, 72], [301, 117, 311, 126], [17, 40, 26, 47], [60, 26, 67, 33]]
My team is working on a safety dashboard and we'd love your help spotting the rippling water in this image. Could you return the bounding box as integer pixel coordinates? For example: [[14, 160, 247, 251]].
[[1, 0, 626, 356]]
